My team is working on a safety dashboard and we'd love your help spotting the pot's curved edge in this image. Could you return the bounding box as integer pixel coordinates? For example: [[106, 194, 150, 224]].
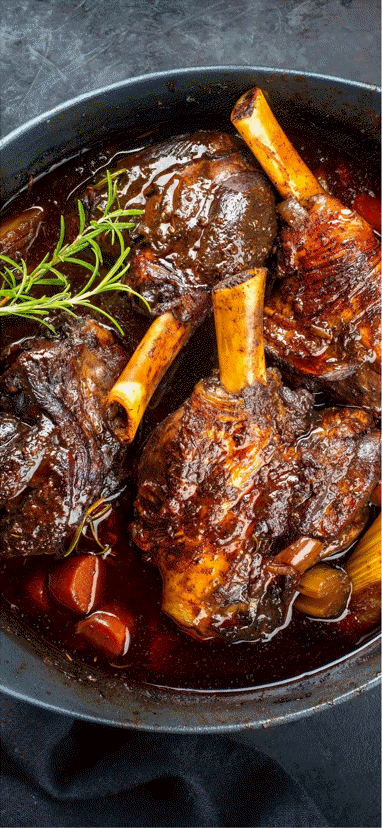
[[1, 607, 380, 732], [0, 64, 380, 148], [1, 677, 380, 734], [1, 65, 380, 208]]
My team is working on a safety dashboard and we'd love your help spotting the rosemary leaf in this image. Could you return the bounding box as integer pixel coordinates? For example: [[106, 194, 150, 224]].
[[77, 199, 86, 234], [0, 171, 147, 332]]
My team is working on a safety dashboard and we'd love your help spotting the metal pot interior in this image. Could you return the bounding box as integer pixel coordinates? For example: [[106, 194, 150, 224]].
[[0, 67, 380, 731]]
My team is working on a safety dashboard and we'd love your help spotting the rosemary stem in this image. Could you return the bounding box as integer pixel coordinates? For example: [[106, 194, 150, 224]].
[[0, 170, 146, 333]]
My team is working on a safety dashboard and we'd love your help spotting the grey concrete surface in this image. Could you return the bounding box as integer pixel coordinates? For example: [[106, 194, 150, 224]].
[[231, 686, 381, 828], [0, 0, 380, 137], [0, 2, 381, 826]]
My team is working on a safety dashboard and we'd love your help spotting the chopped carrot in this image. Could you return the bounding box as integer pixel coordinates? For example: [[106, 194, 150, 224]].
[[48, 554, 104, 614], [75, 604, 135, 659]]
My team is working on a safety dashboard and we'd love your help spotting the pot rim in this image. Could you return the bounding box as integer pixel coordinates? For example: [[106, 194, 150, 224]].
[[1, 64, 380, 148], [1, 622, 380, 731]]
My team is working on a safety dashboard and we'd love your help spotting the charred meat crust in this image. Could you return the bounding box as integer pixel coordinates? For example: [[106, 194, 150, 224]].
[[88, 132, 277, 323], [0, 317, 131, 558], [131, 368, 380, 642], [264, 194, 381, 414]]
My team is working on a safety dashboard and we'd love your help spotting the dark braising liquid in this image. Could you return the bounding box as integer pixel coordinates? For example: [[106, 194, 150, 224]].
[[1, 110, 380, 690]]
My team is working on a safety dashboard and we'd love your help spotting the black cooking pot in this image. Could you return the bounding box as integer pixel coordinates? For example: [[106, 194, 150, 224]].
[[0, 67, 380, 732]]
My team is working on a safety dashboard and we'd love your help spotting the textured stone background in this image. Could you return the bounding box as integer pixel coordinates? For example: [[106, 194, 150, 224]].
[[0, 0, 380, 136], [0, 2, 381, 826]]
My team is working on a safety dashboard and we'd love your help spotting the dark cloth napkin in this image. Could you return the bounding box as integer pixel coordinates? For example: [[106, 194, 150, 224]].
[[1, 695, 327, 828]]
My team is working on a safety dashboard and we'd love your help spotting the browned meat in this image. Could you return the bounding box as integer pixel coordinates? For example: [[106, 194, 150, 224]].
[[231, 88, 381, 415], [264, 194, 381, 413], [132, 369, 306, 640], [132, 372, 379, 642], [89, 131, 277, 323], [0, 317, 132, 558], [0, 207, 44, 259], [131, 271, 380, 642]]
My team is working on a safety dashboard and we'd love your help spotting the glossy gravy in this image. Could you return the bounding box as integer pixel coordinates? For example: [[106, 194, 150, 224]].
[[1, 112, 380, 690]]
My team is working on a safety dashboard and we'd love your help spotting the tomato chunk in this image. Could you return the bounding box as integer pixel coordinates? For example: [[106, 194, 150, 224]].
[[75, 604, 135, 659], [352, 192, 381, 233], [48, 554, 104, 614], [24, 568, 51, 613]]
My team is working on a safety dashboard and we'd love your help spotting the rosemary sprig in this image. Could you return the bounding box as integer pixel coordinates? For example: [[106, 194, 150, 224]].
[[64, 498, 113, 558], [0, 170, 147, 334]]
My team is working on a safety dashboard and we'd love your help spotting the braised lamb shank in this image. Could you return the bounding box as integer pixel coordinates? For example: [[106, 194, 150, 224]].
[[0, 317, 134, 558], [131, 270, 380, 642], [90, 131, 276, 322], [231, 88, 381, 415], [92, 131, 277, 441], [0, 132, 277, 443]]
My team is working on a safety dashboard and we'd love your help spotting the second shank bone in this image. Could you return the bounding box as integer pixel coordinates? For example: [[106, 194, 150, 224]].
[[131, 270, 380, 641]]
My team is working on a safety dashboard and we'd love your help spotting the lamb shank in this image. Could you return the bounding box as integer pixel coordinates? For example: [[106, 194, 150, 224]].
[[231, 88, 381, 415], [0, 316, 136, 558], [131, 270, 380, 642], [91, 131, 277, 441], [0, 132, 277, 443], [89, 131, 276, 323]]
